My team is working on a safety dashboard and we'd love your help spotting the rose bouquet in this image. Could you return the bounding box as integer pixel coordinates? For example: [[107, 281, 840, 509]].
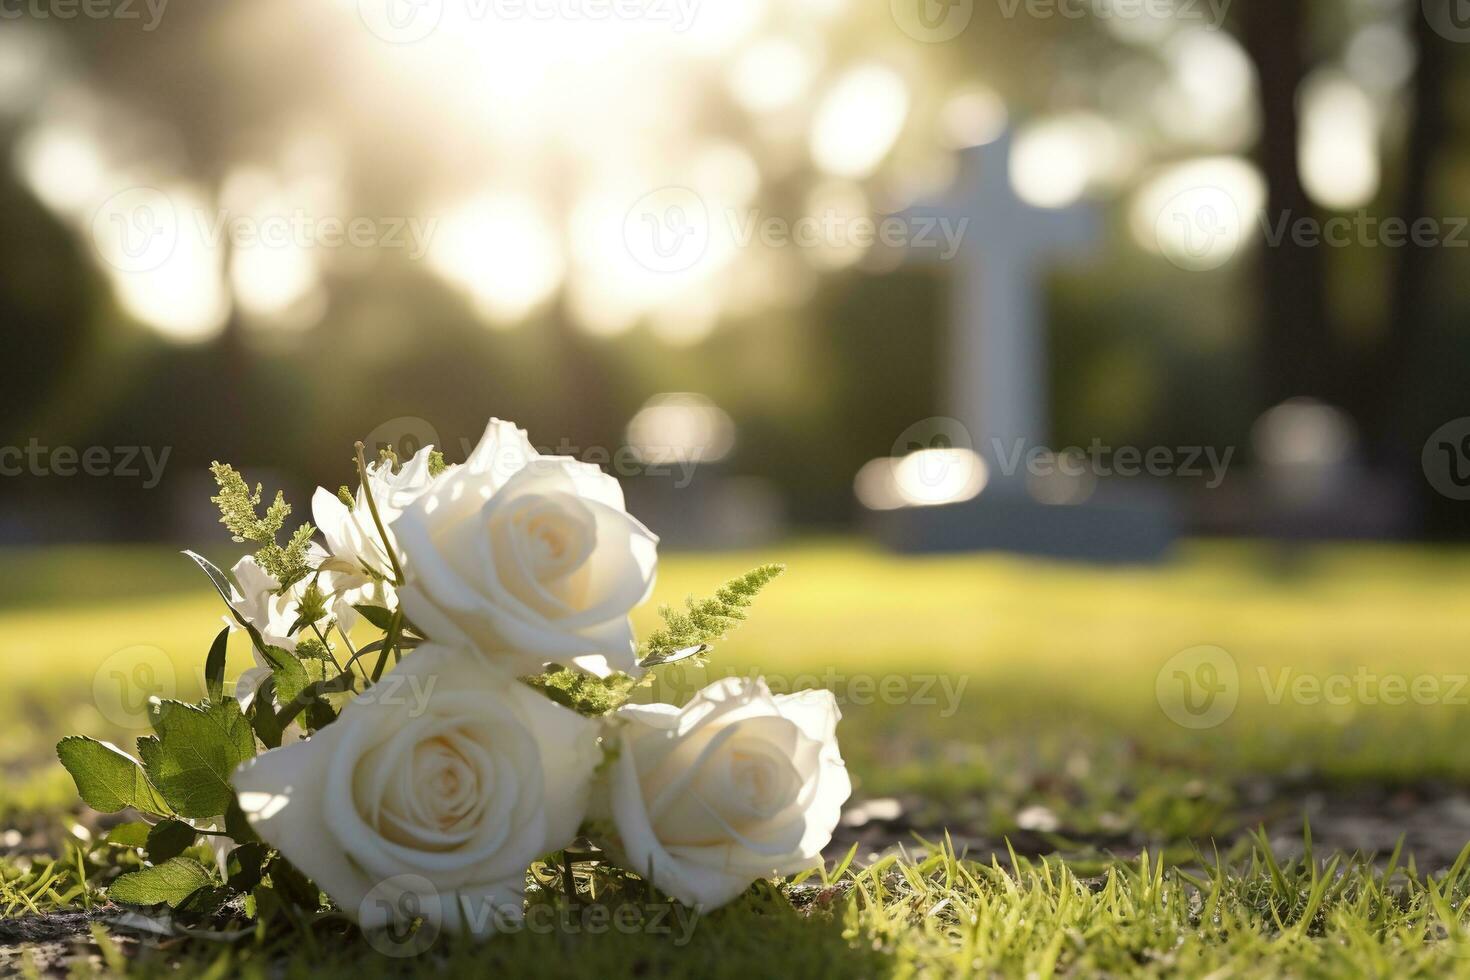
[[57, 418, 851, 942]]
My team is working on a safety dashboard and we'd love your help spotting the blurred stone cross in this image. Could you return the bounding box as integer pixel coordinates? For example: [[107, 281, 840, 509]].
[[883, 132, 1173, 560], [907, 129, 1100, 490]]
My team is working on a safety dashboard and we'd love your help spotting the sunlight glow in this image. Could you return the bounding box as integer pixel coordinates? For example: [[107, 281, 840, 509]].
[[1156, 29, 1257, 150], [939, 88, 1008, 150], [18, 0, 943, 343], [222, 167, 326, 329], [1011, 114, 1132, 208], [855, 450, 989, 510], [14, 124, 107, 215], [430, 194, 564, 325], [1253, 398, 1356, 468], [1299, 73, 1380, 210], [810, 65, 909, 179], [854, 458, 905, 511], [894, 448, 988, 506], [729, 37, 817, 113], [626, 392, 736, 465], [0, 27, 50, 117], [802, 179, 870, 270], [1345, 22, 1416, 93], [680, 0, 767, 55], [232, 244, 322, 328], [1128, 156, 1265, 271], [320, 0, 866, 338], [93, 184, 230, 343], [14, 108, 231, 342]]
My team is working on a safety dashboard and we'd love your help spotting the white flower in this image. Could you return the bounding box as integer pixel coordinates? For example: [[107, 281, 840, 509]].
[[232, 645, 601, 937], [391, 418, 658, 678], [226, 555, 322, 709], [312, 443, 440, 583], [607, 677, 851, 910], [312, 444, 441, 630], [313, 567, 396, 636], [226, 555, 301, 652]]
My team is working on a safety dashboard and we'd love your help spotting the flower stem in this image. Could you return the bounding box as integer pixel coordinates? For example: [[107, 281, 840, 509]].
[[373, 609, 403, 683], [310, 623, 345, 672], [562, 850, 578, 906], [354, 441, 407, 587]]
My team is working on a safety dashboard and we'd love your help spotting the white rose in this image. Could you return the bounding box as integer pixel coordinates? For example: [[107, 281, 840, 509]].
[[391, 419, 658, 678], [607, 677, 851, 910], [232, 644, 601, 936]]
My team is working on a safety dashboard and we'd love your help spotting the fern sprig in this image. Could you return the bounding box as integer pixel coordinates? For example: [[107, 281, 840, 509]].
[[209, 462, 316, 586], [639, 563, 785, 667], [524, 669, 640, 716]]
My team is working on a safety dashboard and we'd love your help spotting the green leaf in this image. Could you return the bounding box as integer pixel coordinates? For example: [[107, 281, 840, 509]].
[[352, 604, 395, 631], [637, 643, 709, 670], [109, 856, 214, 908], [294, 636, 332, 662], [204, 627, 230, 703], [225, 795, 262, 846], [266, 853, 321, 911], [182, 550, 242, 611], [183, 550, 267, 652], [276, 673, 352, 731], [56, 737, 171, 817], [259, 645, 327, 705], [245, 678, 283, 750], [303, 694, 339, 731], [225, 842, 268, 892], [145, 819, 199, 863], [138, 699, 257, 818], [176, 885, 232, 918], [104, 822, 152, 848]]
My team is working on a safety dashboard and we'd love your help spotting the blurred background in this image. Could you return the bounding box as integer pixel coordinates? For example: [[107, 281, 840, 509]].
[[7, 0, 1470, 868], [3, 0, 1469, 551]]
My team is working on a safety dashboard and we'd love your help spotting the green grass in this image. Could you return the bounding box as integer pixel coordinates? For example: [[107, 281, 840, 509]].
[[11, 831, 1470, 976], [6, 540, 1470, 975]]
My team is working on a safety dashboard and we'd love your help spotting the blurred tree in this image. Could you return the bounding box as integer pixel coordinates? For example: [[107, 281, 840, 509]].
[[6, 0, 1470, 539], [1241, 0, 1333, 409], [0, 170, 99, 440], [1242, 0, 1461, 462]]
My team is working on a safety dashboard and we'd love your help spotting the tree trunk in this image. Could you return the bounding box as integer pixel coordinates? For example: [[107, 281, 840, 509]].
[[1353, 0, 1451, 457], [1241, 0, 1335, 413]]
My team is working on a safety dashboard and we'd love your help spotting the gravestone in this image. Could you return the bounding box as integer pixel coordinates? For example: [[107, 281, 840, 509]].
[[869, 130, 1176, 561], [937, 132, 1095, 479]]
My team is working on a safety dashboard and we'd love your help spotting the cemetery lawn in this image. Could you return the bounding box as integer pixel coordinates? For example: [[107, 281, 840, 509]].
[[7, 540, 1470, 975]]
